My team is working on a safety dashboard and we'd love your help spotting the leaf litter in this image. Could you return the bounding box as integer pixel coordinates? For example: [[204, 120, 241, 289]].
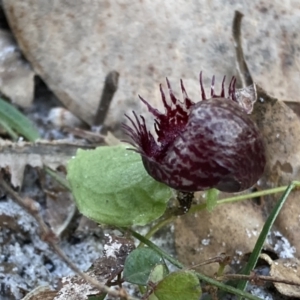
[[0, 2, 299, 299]]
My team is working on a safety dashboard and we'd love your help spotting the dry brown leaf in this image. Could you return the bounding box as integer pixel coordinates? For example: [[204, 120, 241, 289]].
[[3, 1, 300, 127], [284, 100, 300, 119], [0, 29, 34, 107], [261, 254, 300, 298], [45, 191, 76, 237], [251, 87, 300, 188], [273, 190, 300, 255], [271, 258, 300, 297], [0, 139, 94, 187], [174, 199, 265, 276]]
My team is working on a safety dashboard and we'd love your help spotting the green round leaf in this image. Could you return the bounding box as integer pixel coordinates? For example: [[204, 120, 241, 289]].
[[148, 264, 168, 284], [67, 145, 171, 226], [123, 247, 165, 285], [154, 271, 202, 300]]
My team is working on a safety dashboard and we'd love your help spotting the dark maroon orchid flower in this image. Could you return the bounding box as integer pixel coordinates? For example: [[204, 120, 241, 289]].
[[123, 73, 266, 193]]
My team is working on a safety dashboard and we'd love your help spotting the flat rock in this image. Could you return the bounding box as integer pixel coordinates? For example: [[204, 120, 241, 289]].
[[3, 1, 300, 126]]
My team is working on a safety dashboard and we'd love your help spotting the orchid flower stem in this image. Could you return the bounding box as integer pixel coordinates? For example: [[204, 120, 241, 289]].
[[143, 182, 300, 242], [190, 184, 299, 214]]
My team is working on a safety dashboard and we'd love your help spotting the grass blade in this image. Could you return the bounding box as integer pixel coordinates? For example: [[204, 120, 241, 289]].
[[0, 97, 40, 141], [236, 182, 297, 293], [0, 118, 18, 140]]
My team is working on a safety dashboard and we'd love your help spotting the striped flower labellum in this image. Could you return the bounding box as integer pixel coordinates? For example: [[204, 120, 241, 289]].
[[123, 73, 266, 193]]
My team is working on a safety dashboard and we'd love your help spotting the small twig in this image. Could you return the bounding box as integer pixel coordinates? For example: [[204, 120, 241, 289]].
[[217, 272, 300, 287], [94, 71, 119, 127], [0, 173, 139, 300], [187, 254, 231, 269], [232, 11, 253, 87]]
